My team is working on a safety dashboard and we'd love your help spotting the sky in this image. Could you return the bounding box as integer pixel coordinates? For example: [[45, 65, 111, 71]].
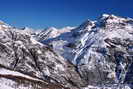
[[0, 0, 133, 29]]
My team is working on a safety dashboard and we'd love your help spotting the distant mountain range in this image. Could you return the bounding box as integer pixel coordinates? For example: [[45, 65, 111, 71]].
[[0, 14, 133, 89]]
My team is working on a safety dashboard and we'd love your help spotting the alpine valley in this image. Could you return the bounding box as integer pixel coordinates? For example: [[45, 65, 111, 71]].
[[0, 14, 133, 89]]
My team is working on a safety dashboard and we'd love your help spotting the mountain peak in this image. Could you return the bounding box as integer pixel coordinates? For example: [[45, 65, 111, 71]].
[[101, 14, 118, 19], [47, 27, 57, 30], [102, 14, 110, 18], [82, 19, 95, 25], [77, 19, 95, 31], [97, 14, 131, 28]]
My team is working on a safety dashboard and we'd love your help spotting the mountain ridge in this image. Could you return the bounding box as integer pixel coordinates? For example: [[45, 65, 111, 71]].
[[36, 14, 133, 88], [0, 14, 133, 89]]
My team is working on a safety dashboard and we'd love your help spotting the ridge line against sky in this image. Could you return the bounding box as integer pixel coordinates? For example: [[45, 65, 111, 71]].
[[0, 0, 133, 29]]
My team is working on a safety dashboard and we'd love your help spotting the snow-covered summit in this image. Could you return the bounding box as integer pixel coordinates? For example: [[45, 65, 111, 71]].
[[36, 26, 75, 41], [99, 14, 132, 26]]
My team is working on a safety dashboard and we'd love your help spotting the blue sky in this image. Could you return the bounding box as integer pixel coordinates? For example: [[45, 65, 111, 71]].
[[0, 0, 133, 29]]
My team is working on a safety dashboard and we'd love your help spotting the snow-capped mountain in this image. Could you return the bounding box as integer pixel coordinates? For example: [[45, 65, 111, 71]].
[[73, 14, 133, 86], [0, 14, 133, 89], [37, 14, 133, 88], [36, 26, 75, 41]]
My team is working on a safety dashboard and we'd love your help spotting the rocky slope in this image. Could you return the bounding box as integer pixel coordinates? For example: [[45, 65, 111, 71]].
[[0, 22, 85, 89]]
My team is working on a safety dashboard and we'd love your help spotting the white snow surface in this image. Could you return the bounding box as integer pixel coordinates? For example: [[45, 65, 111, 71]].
[[0, 68, 44, 82]]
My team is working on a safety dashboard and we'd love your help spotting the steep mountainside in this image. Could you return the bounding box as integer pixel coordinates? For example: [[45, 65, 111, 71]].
[[37, 14, 133, 88], [0, 23, 86, 89]]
